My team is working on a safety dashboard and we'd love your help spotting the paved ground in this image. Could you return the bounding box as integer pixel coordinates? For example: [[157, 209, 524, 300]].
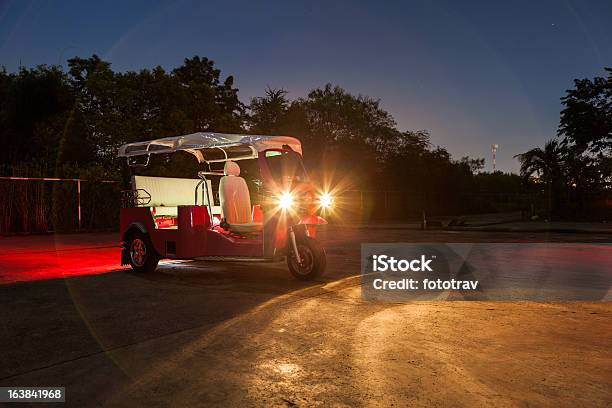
[[0, 227, 611, 407], [0, 233, 123, 284]]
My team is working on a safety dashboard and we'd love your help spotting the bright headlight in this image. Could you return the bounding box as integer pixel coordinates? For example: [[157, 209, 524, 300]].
[[278, 192, 294, 209], [319, 192, 333, 208]]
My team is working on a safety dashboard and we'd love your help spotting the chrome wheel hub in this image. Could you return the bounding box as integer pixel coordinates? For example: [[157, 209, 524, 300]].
[[292, 245, 314, 275], [130, 238, 147, 267]]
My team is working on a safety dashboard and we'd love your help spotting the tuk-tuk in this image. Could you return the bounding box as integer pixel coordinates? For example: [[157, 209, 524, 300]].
[[118, 132, 331, 280]]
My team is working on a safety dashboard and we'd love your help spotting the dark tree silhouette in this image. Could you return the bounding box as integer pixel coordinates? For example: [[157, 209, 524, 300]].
[[558, 67, 611, 196], [248, 88, 290, 134], [558, 67, 612, 155], [516, 140, 564, 217]]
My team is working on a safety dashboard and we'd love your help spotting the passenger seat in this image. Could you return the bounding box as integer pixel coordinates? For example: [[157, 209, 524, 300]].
[[219, 161, 263, 233]]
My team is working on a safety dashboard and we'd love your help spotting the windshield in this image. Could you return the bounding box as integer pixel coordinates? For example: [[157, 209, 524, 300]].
[[263, 150, 308, 188]]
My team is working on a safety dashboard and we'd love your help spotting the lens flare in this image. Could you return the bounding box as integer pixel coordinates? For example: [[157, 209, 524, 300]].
[[278, 192, 294, 209], [319, 192, 333, 208]]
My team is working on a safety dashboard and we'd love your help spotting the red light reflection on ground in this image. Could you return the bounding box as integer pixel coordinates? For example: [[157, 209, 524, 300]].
[[0, 233, 127, 284]]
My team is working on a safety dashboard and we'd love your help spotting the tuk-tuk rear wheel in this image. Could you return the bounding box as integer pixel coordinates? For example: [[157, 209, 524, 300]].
[[287, 236, 326, 280], [127, 231, 159, 273]]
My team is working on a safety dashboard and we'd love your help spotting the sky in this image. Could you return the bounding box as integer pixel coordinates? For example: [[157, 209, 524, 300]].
[[1, 0, 610, 172]]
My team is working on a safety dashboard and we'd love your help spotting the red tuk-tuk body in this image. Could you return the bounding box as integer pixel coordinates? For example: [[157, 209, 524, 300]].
[[118, 133, 329, 280]]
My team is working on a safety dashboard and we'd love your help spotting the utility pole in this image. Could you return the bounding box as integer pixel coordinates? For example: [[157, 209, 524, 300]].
[[491, 144, 499, 172]]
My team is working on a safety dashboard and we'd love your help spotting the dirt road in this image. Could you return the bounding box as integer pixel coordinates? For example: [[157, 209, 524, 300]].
[[0, 227, 610, 406]]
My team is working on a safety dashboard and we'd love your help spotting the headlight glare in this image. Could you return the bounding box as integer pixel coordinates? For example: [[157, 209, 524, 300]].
[[319, 192, 333, 208], [278, 192, 294, 209]]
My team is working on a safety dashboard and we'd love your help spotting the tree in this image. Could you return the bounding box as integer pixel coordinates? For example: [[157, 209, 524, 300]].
[[56, 55, 245, 174], [172, 56, 243, 133], [293, 84, 400, 187], [558, 68, 611, 193], [66, 55, 121, 171], [459, 156, 485, 174], [515, 140, 564, 217], [558, 67, 611, 155], [56, 107, 95, 168], [248, 88, 290, 134], [296, 83, 397, 150], [0, 65, 73, 173]]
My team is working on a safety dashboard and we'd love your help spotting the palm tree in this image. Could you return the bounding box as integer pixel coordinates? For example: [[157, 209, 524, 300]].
[[515, 140, 564, 217]]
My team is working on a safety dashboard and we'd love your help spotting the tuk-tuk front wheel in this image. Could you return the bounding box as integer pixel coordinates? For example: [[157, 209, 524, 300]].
[[287, 236, 326, 280], [127, 231, 159, 273]]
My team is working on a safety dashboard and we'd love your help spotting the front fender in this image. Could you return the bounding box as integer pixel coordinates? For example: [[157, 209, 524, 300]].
[[122, 222, 148, 240]]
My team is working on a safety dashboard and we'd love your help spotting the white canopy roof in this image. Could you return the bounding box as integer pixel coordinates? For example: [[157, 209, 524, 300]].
[[118, 132, 302, 162]]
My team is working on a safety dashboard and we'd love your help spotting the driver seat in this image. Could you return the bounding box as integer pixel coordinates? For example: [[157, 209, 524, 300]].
[[219, 161, 263, 233]]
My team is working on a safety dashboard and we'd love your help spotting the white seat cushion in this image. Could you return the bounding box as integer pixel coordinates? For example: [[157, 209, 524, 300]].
[[219, 161, 256, 227], [219, 176, 252, 224]]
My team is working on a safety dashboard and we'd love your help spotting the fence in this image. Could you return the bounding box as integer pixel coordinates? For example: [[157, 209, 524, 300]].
[[0, 177, 120, 234]]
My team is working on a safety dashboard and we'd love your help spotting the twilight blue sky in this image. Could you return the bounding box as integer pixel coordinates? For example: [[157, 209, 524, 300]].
[[1, 0, 611, 172]]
